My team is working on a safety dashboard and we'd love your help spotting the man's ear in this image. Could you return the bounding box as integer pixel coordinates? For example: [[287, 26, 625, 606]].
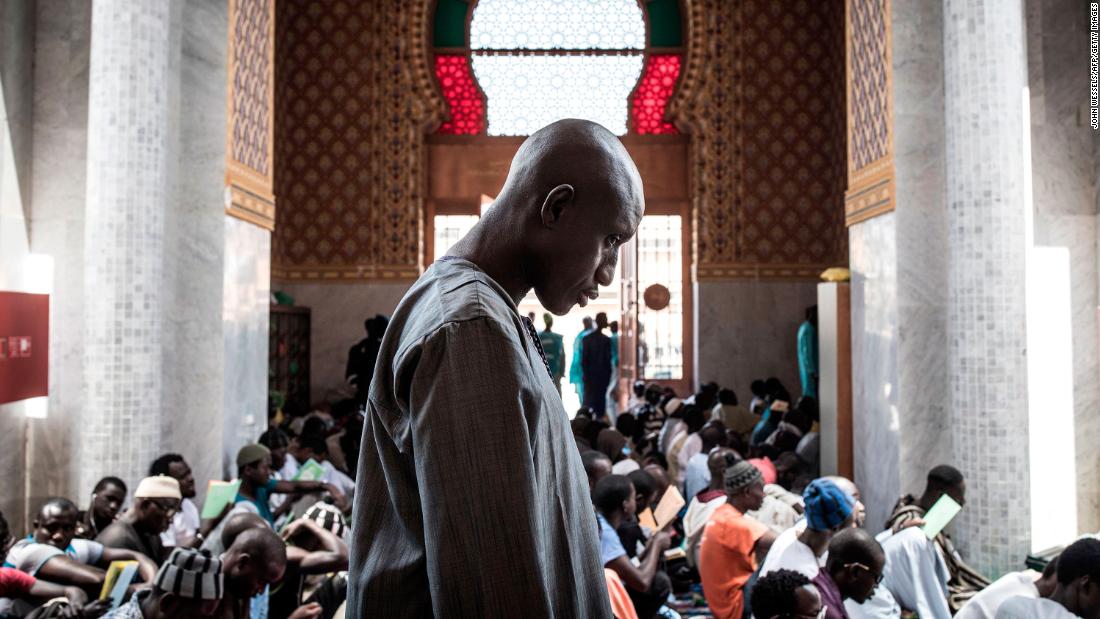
[[160, 593, 181, 612], [540, 184, 574, 228]]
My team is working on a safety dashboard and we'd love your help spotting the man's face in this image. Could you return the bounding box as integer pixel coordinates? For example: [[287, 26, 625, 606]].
[[269, 445, 288, 471], [93, 483, 126, 522], [842, 554, 885, 603], [533, 179, 643, 316], [139, 498, 180, 534], [167, 461, 196, 499], [744, 482, 766, 512], [34, 506, 78, 550], [623, 486, 637, 519], [245, 457, 273, 485]]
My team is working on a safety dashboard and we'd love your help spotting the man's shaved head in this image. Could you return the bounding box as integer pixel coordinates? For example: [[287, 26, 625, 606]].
[[459, 119, 645, 315], [223, 527, 288, 599], [221, 511, 270, 548], [707, 448, 739, 482]]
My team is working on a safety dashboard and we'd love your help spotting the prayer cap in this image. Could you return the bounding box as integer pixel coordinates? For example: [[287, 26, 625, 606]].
[[304, 501, 347, 538], [154, 547, 224, 600], [134, 475, 182, 500], [724, 460, 763, 493], [803, 479, 855, 531], [236, 443, 271, 468]]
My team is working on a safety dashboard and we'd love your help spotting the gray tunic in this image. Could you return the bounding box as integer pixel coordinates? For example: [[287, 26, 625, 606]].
[[347, 258, 612, 618]]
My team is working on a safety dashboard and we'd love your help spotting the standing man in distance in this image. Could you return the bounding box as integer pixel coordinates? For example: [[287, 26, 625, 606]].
[[538, 312, 566, 395], [582, 312, 614, 418], [349, 119, 645, 616], [571, 316, 595, 402]]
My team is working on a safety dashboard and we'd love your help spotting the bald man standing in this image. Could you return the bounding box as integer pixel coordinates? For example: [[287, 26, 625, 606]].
[[349, 119, 645, 617]]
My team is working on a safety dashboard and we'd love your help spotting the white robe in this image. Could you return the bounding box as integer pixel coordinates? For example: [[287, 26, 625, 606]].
[[955, 571, 1039, 619], [846, 527, 951, 619], [995, 597, 1078, 619]]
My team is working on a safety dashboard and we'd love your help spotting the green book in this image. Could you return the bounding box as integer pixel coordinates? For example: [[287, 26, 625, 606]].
[[921, 494, 963, 540], [202, 479, 241, 519], [293, 458, 326, 482]]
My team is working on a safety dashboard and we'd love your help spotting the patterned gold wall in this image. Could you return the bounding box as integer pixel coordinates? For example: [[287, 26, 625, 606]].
[[226, 0, 275, 230], [273, 0, 848, 282], [844, 0, 894, 225], [272, 0, 444, 280], [670, 0, 848, 280]]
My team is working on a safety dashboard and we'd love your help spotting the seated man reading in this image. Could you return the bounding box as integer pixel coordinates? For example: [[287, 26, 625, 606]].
[[4, 498, 157, 593]]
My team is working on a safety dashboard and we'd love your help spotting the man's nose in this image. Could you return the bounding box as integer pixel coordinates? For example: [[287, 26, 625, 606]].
[[596, 259, 616, 287]]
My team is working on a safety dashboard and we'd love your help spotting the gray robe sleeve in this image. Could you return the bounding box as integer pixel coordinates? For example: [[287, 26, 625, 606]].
[[407, 317, 555, 617]]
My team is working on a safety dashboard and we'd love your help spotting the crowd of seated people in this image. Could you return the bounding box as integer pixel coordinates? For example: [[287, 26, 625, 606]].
[[579, 378, 1100, 619], [3, 374, 1099, 618], [0, 400, 362, 618]]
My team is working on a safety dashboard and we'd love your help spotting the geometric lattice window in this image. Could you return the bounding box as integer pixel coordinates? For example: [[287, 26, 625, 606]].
[[470, 0, 644, 135], [432, 0, 684, 136]]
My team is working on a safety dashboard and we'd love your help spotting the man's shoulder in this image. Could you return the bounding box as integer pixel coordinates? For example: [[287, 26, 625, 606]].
[[391, 261, 519, 349], [96, 523, 136, 548]]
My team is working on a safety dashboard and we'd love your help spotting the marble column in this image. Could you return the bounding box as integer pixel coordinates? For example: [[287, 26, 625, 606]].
[[81, 1, 177, 493], [943, 0, 1030, 574]]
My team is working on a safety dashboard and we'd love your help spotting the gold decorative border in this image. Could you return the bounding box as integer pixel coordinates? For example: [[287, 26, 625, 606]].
[[225, 0, 276, 230], [272, 264, 421, 282], [225, 184, 275, 231], [844, 164, 893, 226], [845, 0, 894, 227], [695, 263, 836, 281]]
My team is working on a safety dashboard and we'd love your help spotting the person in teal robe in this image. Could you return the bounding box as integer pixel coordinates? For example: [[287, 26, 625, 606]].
[[570, 317, 594, 402], [539, 313, 566, 394], [798, 306, 818, 398]]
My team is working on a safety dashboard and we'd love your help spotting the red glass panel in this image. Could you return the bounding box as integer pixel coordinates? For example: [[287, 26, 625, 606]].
[[631, 54, 681, 135], [434, 55, 486, 135]]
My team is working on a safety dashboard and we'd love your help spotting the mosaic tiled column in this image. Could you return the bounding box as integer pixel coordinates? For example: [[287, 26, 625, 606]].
[[943, 0, 1030, 575], [81, 0, 176, 494]]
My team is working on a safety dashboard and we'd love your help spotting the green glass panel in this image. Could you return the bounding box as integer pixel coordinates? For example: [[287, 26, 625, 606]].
[[647, 0, 682, 47], [434, 0, 468, 48]]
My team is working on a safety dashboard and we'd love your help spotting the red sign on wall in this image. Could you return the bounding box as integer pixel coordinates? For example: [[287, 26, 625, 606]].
[[0, 292, 49, 405]]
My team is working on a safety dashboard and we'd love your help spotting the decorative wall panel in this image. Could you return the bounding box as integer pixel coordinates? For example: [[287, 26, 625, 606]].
[[272, 0, 445, 280], [226, 0, 275, 230], [845, 0, 894, 225], [670, 0, 848, 280]]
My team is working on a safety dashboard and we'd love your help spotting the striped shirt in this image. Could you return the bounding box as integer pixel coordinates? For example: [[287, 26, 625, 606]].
[[347, 258, 612, 618]]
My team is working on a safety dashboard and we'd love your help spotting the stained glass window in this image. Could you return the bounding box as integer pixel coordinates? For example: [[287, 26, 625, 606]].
[[631, 55, 681, 134], [435, 56, 486, 135], [469, 0, 645, 50], [433, 0, 681, 136]]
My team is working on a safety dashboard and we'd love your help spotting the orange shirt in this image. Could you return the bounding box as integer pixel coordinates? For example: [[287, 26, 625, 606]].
[[604, 568, 639, 619], [698, 503, 770, 619]]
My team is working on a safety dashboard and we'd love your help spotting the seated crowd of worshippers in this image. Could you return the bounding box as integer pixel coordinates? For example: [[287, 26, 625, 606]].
[[580, 379, 1100, 619], [0, 402, 362, 618]]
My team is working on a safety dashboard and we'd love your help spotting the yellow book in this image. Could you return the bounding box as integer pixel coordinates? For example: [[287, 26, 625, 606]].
[[99, 560, 138, 608]]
